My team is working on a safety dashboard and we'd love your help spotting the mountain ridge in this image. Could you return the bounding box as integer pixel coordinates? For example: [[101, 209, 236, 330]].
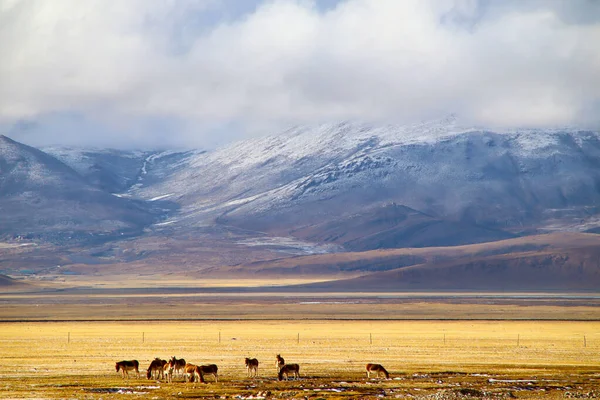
[[2, 119, 600, 292], [0, 135, 165, 243]]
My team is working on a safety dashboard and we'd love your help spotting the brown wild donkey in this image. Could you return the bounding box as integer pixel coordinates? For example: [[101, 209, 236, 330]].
[[245, 358, 259, 377], [197, 364, 218, 382], [366, 363, 390, 379], [163, 360, 174, 383], [275, 354, 285, 372], [169, 356, 186, 379], [147, 358, 167, 380], [278, 363, 300, 381], [115, 360, 140, 379], [183, 363, 205, 383]]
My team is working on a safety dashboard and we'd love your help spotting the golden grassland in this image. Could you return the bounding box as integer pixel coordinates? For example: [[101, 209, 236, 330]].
[[0, 320, 599, 399]]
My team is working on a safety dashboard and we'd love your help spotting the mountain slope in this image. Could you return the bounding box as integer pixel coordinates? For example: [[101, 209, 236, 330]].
[[212, 232, 600, 291], [44, 147, 199, 194], [0, 135, 160, 243], [198, 232, 589, 272], [0, 273, 23, 286], [303, 245, 600, 291], [289, 203, 515, 251], [219, 127, 600, 234], [124, 119, 600, 252], [43, 146, 150, 193]]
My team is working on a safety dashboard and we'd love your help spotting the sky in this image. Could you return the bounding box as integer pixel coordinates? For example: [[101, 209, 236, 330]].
[[1, 0, 599, 149]]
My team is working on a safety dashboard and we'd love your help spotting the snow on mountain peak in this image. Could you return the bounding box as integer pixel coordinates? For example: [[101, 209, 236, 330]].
[[127, 117, 600, 208], [4, 117, 600, 244], [189, 116, 475, 174]]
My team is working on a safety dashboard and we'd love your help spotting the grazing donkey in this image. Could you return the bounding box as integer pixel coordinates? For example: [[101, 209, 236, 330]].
[[366, 363, 390, 379], [184, 363, 205, 383], [147, 358, 167, 380]]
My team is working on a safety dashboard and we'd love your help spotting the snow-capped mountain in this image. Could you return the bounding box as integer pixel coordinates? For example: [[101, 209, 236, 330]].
[[4, 117, 600, 252], [4, 119, 600, 290], [121, 118, 600, 250]]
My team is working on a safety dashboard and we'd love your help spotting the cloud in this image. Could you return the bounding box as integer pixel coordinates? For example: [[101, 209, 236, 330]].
[[0, 0, 599, 148]]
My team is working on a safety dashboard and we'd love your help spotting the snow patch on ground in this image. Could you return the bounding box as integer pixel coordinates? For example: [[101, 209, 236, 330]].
[[224, 193, 264, 207], [237, 237, 342, 255], [149, 193, 174, 201], [154, 220, 177, 226]]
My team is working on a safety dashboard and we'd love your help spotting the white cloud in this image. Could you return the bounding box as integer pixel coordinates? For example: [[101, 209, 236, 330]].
[[0, 0, 599, 147]]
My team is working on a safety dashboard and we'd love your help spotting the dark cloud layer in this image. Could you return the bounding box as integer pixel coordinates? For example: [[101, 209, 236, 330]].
[[0, 0, 598, 148]]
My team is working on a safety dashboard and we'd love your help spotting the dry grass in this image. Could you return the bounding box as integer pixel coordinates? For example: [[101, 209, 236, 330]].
[[2, 291, 600, 320], [1, 320, 599, 399]]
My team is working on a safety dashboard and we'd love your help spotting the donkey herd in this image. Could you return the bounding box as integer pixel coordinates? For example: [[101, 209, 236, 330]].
[[115, 354, 390, 383]]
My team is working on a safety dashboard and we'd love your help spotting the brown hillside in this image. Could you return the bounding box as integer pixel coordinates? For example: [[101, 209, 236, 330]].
[[206, 232, 599, 277], [308, 245, 600, 291], [290, 203, 515, 250], [0, 274, 25, 287], [205, 232, 600, 291]]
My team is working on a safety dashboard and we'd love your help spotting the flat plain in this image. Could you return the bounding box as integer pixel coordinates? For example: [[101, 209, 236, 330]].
[[1, 312, 599, 399]]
